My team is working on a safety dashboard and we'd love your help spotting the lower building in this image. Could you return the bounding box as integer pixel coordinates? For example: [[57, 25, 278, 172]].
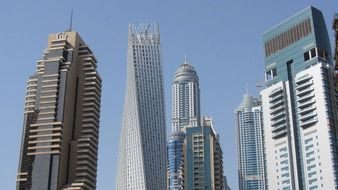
[[168, 132, 185, 190], [185, 117, 224, 190]]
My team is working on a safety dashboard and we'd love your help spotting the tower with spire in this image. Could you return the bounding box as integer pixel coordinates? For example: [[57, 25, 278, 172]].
[[172, 58, 200, 131], [168, 58, 226, 190]]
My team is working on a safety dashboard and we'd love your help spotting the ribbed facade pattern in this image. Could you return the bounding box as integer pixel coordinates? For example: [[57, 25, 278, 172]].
[[16, 31, 102, 190], [116, 23, 167, 190]]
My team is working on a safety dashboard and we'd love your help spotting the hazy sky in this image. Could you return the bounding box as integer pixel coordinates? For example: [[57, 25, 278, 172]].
[[0, 1, 336, 189]]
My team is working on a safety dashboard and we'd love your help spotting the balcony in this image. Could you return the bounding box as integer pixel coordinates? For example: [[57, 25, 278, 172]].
[[269, 87, 283, 98], [272, 123, 287, 133], [299, 112, 317, 122], [272, 117, 286, 127], [270, 105, 285, 115], [299, 117, 317, 128], [297, 99, 315, 109], [298, 105, 316, 115], [295, 75, 312, 85], [272, 129, 287, 139], [270, 98, 284, 109], [297, 93, 315, 103], [296, 80, 313, 91], [271, 111, 286, 121]]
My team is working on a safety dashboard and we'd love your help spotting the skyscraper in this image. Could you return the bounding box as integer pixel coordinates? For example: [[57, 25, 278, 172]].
[[116, 23, 167, 190], [172, 61, 201, 131], [260, 7, 338, 189], [168, 62, 225, 190], [235, 94, 265, 190], [168, 61, 200, 190], [16, 31, 102, 190]]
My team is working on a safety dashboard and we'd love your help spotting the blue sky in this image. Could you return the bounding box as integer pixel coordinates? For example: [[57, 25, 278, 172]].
[[0, 1, 336, 189]]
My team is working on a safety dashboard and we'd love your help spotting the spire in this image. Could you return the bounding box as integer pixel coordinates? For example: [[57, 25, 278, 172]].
[[67, 9, 73, 31], [246, 82, 249, 95], [184, 54, 188, 64]]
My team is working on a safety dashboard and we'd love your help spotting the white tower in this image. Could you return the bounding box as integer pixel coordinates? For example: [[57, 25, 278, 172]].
[[172, 60, 200, 131], [116, 23, 167, 190]]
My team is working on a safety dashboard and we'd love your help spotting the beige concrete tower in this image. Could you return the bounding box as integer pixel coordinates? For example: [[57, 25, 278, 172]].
[[16, 31, 102, 190]]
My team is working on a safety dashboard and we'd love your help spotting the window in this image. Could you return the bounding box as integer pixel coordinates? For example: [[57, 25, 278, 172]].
[[266, 68, 277, 81], [311, 48, 316, 58], [304, 51, 310, 61]]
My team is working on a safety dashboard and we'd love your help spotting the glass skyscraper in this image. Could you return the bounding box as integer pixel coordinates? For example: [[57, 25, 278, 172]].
[[235, 94, 265, 190], [116, 23, 167, 190], [16, 31, 102, 190], [260, 7, 338, 190]]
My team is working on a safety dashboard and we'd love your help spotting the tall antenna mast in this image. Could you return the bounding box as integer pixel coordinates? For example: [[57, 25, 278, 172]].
[[68, 9, 73, 31]]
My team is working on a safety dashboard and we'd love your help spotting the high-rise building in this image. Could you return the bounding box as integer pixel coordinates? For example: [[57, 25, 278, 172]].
[[172, 61, 201, 131], [168, 61, 200, 190], [16, 31, 102, 190], [260, 7, 338, 190], [185, 117, 224, 190], [168, 62, 225, 190], [235, 94, 265, 190], [116, 23, 167, 190]]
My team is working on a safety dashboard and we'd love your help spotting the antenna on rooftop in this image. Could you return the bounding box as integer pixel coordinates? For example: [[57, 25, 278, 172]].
[[68, 9, 73, 31]]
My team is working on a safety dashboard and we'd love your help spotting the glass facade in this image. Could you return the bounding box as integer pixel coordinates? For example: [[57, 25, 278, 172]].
[[235, 94, 266, 190], [167, 132, 185, 190]]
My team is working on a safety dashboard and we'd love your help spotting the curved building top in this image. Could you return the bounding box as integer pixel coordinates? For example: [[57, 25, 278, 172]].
[[173, 59, 199, 83]]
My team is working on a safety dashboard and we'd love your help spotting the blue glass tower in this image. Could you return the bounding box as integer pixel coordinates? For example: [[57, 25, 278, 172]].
[[167, 132, 185, 190], [235, 94, 265, 190]]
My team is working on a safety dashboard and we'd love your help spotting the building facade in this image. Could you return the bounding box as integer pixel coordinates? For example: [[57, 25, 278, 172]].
[[168, 62, 200, 190], [167, 132, 185, 190], [116, 23, 167, 190], [260, 7, 338, 190], [235, 94, 265, 190], [168, 62, 225, 190], [16, 31, 102, 190], [185, 117, 224, 190], [172, 62, 201, 131]]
